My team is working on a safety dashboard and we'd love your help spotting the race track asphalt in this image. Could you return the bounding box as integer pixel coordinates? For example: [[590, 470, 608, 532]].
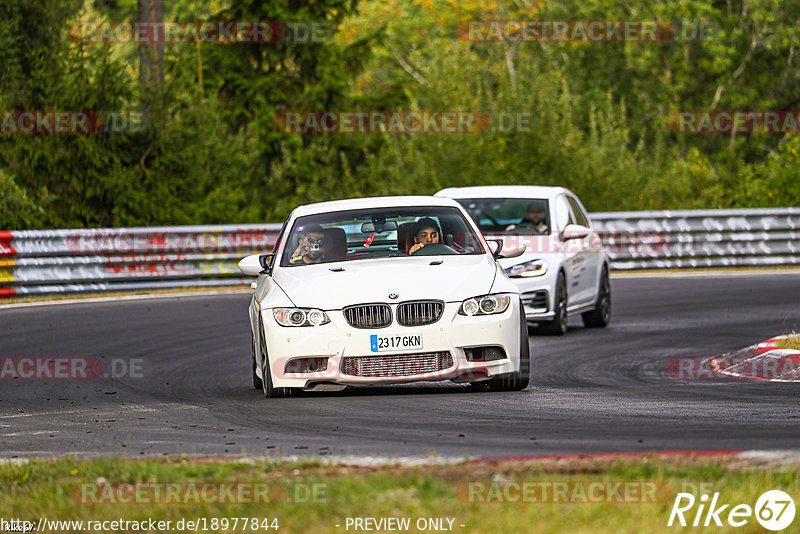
[[2, 272, 799, 459]]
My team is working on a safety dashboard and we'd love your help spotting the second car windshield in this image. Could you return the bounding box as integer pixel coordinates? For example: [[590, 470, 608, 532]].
[[455, 198, 551, 235], [280, 206, 485, 266]]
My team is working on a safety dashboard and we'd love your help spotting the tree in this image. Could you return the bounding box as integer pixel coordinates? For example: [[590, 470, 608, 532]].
[[138, 0, 165, 105]]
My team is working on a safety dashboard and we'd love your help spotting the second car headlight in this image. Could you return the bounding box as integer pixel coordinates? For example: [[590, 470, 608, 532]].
[[273, 308, 331, 327], [459, 295, 512, 316], [505, 259, 548, 278]]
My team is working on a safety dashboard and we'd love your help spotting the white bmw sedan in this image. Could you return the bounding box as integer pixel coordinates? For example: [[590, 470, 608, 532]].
[[238, 196, 530, 397], [436, 186, 611, 335]]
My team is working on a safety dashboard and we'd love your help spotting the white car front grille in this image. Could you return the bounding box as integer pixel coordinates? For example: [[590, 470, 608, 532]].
[[343, 304, 392, 328], [396, 300, 444, 327]]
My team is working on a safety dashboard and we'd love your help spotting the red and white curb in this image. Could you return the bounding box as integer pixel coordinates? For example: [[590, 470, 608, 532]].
[[710, 335, 800, 382]]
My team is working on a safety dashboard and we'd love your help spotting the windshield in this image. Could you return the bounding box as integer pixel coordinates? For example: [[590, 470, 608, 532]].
[[454, 198, 551, 235], [280, 206, 485, 267]]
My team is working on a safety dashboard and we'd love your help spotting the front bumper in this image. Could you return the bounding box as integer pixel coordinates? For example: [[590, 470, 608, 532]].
[[519, 288, 552, 321], [261, 301, 522, 389], [512, 271, 558, 323]]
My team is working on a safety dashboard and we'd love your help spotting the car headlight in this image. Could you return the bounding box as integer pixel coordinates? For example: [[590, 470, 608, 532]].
[[273, 308, 331, 327], [505, 259, 548, 278], [458, 295, 512, 316]]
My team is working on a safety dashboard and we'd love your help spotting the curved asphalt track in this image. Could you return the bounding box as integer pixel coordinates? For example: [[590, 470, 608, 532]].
[[2, 272, 800, 459]]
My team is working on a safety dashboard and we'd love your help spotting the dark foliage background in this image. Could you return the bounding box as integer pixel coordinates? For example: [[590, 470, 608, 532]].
[[1, 0, 798, 229]]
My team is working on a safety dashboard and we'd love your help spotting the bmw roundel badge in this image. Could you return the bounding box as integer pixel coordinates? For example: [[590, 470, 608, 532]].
[[388, 293, 399, 300]]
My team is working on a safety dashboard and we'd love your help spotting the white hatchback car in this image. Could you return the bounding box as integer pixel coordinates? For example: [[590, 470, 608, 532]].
[[238, 196, 530, 397], [436, 186, 611, 335]]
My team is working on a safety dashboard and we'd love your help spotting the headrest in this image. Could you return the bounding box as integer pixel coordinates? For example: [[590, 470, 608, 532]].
[[322, 227, 347, 261], [450, 231, 478, 253], [397, 222, 416, 254]]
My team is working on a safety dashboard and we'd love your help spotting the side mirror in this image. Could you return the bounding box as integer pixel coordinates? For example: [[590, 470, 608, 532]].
[[487, 239, 527, 259], [496, 244, 526, 259], [561, 224, 589, 242], [238, 254, 274, 276]]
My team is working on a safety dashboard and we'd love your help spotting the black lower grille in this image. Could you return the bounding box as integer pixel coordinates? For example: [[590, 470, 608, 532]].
[[340, 352, 454, 377], [521, 290, 548, 310], [343, 304, 392, 328]]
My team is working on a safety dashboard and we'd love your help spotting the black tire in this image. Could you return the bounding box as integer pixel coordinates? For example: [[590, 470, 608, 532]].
[[251, 331, 263, 390], [538, 271, 568, 336], [260, 352, 289, 398], [582, 265, 611, 328], [258, 323, 290, 398], [487, 300, 531, 391]]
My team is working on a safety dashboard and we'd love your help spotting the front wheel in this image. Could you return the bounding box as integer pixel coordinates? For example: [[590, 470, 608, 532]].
[[258, 326, 291, 398], [537, 272, 567, 336], [252, 331, 263, 390], [582, 265, 611, 328], [487, 300, 531, 391]]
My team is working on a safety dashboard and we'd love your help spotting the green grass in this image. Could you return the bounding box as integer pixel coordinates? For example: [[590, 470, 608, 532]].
[[2, 455, 799, 533], [777, 334, 800, 351]]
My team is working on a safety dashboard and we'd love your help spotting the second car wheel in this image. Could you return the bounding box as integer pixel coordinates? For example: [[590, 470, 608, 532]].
[[538, 271, 568, 336], [582, 264, 611, 328]]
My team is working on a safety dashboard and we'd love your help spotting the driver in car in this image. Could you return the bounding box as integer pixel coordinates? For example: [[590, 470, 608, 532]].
[[289, 224, 325, 264], [409, 218, 441, 254], [506, 203, 548, 233]]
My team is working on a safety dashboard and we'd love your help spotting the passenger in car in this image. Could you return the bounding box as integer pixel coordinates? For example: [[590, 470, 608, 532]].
[[289, 224, 326, 264], [506, 202, 548, 233], [409, 217, 442, 254]]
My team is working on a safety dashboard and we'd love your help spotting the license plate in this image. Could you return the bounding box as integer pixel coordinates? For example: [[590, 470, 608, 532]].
[[370, 333, 422, 352]]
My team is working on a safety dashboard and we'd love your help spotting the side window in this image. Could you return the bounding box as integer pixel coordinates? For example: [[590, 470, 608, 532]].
[[272, 217, 291, 256], [554, 195, 574, 232], [566, 196, 590, 227]]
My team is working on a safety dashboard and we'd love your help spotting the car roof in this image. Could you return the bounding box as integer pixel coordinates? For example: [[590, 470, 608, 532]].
[[435, 185, 575, 201], [290, 195, 464, 218]]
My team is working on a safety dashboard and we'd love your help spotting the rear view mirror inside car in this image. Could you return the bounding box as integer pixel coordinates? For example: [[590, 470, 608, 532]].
[[361, 221, 398, 233]]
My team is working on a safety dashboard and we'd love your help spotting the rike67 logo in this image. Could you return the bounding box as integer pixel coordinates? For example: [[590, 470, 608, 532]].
[[668, 490, 796, 531]]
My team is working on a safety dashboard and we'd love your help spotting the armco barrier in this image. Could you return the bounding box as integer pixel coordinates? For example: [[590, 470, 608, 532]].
[[591, 207, 800, 270], [0, 225, 281, 297], [0, 208, 797, 298]]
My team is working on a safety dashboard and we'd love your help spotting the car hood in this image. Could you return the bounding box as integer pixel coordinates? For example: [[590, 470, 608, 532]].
[[273, 255, 498, 309]]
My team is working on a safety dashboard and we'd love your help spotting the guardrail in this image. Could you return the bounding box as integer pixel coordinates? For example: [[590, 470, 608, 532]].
[[0, 225, 281, 297], [591, 207, 800, 270], [1, 208, 797, 297]]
